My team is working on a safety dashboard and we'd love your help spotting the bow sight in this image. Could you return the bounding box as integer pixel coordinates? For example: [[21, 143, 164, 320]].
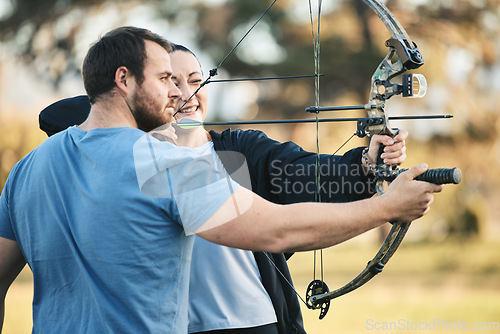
[[374, 72, 427, 100]]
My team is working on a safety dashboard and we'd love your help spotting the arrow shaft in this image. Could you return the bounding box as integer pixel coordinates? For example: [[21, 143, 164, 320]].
[[200, 115, 452, 127]]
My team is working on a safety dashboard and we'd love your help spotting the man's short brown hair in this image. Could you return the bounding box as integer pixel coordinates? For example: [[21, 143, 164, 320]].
[[82, 26, 172, 103]]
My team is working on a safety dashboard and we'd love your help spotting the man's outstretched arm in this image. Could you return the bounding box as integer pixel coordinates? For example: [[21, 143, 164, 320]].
[[197, 164, 443, 253]]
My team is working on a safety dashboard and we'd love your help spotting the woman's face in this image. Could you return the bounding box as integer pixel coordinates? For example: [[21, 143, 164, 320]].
[[170, 50, 208, 123]]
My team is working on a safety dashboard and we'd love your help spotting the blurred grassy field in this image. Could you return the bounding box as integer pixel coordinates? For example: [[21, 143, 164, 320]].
[[4, 240, 500, 333], [289, 239, 500, 334]]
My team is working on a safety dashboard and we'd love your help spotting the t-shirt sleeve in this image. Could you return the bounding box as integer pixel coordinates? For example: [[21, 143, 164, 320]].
[[174, 176, 239, 235], [133, 135, 240, 235], [0, 181, 16, 240]]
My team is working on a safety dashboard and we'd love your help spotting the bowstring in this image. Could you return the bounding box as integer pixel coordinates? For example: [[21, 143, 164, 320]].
[[178, 0, 309, 306], [204, 0, 316, 308], [309, 0, 324, 286], [174, 0, 278, 117], [216, 0, 277, 70]]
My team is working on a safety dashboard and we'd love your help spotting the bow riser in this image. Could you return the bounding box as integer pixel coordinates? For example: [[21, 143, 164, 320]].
[[365, 37, 425, 137]]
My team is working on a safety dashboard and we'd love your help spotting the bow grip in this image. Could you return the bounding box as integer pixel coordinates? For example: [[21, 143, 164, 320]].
[[414, 167, 462, 185]]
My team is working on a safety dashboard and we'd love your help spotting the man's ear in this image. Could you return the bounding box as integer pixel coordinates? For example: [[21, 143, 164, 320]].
[[115, 66, 132, 93]]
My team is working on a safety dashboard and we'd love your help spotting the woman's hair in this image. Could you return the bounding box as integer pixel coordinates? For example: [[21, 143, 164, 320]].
[[170, 43, 195, 56], [170, 43, 202, 69], [82, 26, 172, 103]]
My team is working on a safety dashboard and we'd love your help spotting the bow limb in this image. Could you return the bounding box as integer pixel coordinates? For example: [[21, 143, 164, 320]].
[[310, 222, 410, 306], [363, 0, 413, 44]]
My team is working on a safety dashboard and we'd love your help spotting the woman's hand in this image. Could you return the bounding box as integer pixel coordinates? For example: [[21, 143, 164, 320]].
[[363, 129, 408, 168], [149, 123, 178, 143]]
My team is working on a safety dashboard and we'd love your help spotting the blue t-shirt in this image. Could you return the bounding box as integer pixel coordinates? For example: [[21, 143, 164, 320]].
[[0, 126, 237, 333], [187, 144, 277, 333], [189, 236, 277, 332]]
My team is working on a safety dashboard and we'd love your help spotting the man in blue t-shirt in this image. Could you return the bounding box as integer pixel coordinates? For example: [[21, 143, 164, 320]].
[[0, 26, 443, 333]]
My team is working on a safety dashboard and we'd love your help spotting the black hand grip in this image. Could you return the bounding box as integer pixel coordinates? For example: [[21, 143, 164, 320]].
[[414, 167, 462, 184]]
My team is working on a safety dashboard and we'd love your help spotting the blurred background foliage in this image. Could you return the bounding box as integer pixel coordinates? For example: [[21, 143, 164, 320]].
[[0, 0, 499, 332]]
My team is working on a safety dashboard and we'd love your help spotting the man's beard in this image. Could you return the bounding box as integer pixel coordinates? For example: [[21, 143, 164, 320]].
[[130, 86, 169, 132]]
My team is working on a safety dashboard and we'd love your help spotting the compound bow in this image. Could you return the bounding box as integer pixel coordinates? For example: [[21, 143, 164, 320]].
[[174, 0, 462, 321], [302, 0, 461, 319]]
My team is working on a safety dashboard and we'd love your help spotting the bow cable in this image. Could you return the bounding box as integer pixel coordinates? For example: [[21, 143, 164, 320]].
[[308, 0, 327, 304], [168, 0, 323, 311]]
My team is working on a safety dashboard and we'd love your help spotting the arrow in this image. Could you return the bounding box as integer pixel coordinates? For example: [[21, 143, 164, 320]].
[[173, 114, 453, 129]]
